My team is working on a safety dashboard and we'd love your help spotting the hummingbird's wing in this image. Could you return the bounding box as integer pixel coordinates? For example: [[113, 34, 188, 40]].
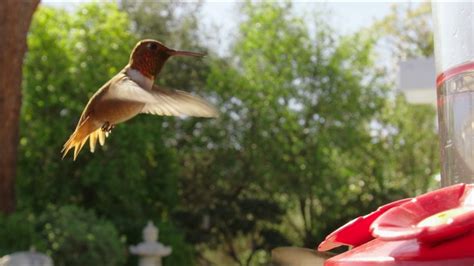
[[107, 76, 218, 117], [140, 85, 219, 118]]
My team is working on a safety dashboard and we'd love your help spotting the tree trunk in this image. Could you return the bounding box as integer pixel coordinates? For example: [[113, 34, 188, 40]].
[[0, 0, 40, 215]]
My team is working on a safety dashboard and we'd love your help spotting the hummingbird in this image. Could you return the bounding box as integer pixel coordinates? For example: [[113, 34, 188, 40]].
[[62, 39, 218, 160]]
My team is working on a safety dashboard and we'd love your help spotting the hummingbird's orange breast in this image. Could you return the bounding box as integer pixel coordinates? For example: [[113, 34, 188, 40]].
[[93, 99, 144, 125]]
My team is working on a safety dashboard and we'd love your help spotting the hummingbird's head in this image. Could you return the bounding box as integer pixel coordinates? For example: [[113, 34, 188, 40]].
[[129, 39, 205, 79]]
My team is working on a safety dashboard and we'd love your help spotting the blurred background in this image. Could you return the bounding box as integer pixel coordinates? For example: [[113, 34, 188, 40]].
[[0, 1, 438, 265]]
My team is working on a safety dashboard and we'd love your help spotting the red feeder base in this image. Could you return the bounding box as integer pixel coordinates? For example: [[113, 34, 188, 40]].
[[320, 184, 474, 265], [325, 229, 474, 266]]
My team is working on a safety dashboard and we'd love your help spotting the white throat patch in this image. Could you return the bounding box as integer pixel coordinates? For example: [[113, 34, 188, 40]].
[[126, 68, 154, 90]]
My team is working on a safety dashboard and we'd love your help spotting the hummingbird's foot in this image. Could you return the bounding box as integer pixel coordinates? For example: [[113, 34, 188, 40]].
[[101, 122, 115, 133]]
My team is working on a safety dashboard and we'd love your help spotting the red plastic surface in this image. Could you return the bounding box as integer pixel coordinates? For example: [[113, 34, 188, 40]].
[[319, 184, 474, 265], [324, 230, 474, 266], [371, 184, 474, 243], [318, 199, 411, 251], [436, 61, 474, 87]]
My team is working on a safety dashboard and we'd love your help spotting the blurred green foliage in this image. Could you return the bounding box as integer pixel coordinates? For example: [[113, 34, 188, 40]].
[[4, 1, 438, 266], [35, 205, 125, 266], [374, 2, 433, 59], [0, 210, 36, 255], [0, 205, 124, 266]]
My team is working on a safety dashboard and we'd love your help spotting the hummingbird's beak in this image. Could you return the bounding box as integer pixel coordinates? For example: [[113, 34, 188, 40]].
[[168, 49, 206, 57]]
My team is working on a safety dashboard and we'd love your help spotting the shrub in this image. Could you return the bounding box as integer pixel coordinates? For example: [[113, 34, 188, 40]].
[[0, 211, 36, 256], [35, 205, 125, 266]]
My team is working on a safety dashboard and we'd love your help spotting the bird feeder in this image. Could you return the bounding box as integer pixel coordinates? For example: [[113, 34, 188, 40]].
[[129, 221, 172, 266], [317, 2, 474, 265]]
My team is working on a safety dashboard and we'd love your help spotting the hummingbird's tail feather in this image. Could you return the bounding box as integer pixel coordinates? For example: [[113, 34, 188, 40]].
[[98, 129, 106, 146], [89, 130, 97, 153], [88, 129, 107, 153], [62, 117, 105, 160]]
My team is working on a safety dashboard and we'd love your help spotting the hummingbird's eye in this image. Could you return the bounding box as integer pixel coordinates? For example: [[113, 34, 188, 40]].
[[147, 43, 158, 51]]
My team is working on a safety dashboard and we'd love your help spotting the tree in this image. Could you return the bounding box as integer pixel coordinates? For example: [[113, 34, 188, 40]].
[[373, 2, 433, 61], [17, 4, 194, 265], [369, 2, 438, 196], [173, 2, 391, 263], [175, 3, 439, 264], [0, 0, 39, 215]]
